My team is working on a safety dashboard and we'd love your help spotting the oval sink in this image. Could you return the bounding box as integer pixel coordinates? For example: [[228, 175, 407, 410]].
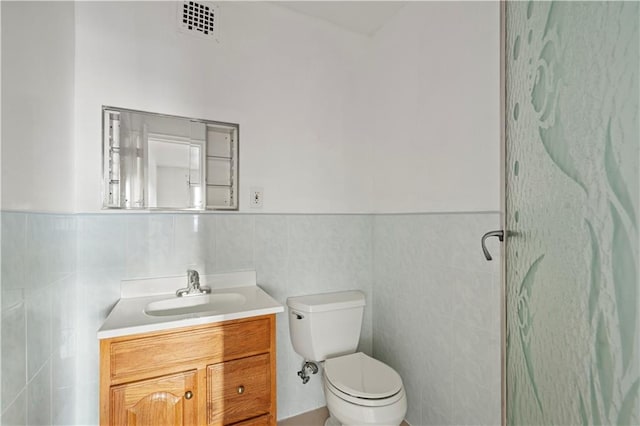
[[144, 293, 247, 317]]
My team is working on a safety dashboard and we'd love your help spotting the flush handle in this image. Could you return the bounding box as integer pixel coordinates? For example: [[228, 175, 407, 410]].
[[481, 230, 504, 261], [291, 311, 304, 320]]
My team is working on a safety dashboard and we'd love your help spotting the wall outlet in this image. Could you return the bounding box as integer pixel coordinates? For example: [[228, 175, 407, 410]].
[[250, 187, 263, 208]]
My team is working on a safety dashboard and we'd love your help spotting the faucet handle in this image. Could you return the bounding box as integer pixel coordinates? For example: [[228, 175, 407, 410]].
[[177, 270, 204, 297], [187, 269, 200, 288]]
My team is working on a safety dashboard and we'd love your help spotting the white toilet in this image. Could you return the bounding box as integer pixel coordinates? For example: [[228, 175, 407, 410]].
[[287, 291, 407, 426]]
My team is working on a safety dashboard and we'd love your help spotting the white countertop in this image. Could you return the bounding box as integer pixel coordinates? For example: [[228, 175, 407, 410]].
[[97, 271, 284, 339]]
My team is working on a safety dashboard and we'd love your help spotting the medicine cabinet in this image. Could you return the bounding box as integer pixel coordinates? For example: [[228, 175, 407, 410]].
[[103, 107, 238, 210]]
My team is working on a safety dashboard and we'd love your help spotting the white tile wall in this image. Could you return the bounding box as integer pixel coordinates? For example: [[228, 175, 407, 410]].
[[1, 213, 77, 426], [1, 211, 501, 425], [0, 388, 25, 426], [1, 212, 373, 424], [273, 215, 373, 419], [26, 360, 51, 425], [1, 298, 26, 412], [372, 213, 502, 426]]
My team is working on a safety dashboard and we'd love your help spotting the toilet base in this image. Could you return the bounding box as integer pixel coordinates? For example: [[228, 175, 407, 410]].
[[324, 416, 342, 426]]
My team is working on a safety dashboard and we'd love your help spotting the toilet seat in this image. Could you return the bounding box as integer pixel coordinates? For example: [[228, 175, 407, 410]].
[[324, 375, 405, 408], [324, 352, 404, 407]]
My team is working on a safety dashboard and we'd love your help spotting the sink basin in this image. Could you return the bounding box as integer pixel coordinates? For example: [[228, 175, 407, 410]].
[[144, 293, 247, 317]]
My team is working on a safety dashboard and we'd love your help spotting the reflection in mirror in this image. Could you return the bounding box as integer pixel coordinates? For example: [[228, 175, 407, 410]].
[[103, 107, 238, 210]]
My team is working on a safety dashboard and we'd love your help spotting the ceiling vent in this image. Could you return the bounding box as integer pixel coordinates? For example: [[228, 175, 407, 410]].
[[177, 1, 219, 41]]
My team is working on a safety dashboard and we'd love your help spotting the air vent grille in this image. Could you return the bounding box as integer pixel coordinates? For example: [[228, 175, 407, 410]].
[[178, 1, 218, 40]]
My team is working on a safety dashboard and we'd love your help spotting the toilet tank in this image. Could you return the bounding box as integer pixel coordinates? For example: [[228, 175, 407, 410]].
[[286, 291, 365, 362]]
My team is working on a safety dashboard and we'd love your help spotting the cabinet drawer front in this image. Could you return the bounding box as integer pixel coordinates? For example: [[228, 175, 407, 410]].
[[207, 354, 271, 425], [110, 319, 270, 382]]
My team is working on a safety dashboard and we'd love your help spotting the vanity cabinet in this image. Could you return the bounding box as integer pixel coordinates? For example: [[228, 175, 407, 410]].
[[100, 315, 276, 426]]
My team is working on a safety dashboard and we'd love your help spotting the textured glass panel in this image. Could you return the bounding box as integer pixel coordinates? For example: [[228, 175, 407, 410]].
[[506, 2, 639, 425]]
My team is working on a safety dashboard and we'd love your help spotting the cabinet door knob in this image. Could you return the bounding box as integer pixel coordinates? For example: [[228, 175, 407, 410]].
[[184, 391, 193, 400], [237, 385, 245, 394]]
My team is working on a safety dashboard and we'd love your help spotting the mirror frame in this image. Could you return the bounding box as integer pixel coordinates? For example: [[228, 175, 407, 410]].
[[102, 106, 239, 211]]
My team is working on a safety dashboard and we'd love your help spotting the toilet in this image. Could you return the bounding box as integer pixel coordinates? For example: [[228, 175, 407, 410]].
[[287, 291, 407, 426]]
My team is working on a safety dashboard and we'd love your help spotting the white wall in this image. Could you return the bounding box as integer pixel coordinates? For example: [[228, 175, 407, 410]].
[[363, 2, 501, 213], [2, 2, 499, 215], [74, 1, 372, 213], [0, 2, 3, 419], [1, 1, 75, 213]]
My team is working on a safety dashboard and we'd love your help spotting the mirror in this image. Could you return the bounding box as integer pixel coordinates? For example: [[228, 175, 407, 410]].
[[102, 107, 238, 210]]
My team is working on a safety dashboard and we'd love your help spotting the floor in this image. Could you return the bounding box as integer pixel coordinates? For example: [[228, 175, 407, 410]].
[[278, 407, 410, 426], [278, 407, 330, 426]]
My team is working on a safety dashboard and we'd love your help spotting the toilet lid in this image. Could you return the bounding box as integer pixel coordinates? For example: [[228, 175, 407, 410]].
[[324, 352, 403, 399]]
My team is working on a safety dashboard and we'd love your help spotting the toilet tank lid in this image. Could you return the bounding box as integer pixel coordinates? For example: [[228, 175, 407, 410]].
[[286, 290, 365, 313]]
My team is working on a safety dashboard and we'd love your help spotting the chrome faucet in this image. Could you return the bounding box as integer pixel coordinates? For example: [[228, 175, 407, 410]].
[[176, 269, 211, 297]]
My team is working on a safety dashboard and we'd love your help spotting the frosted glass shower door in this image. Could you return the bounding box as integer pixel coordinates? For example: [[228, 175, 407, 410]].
[[505, 2, 639, 425]]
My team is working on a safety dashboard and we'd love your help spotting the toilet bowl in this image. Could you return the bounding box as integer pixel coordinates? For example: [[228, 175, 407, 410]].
[[322, 352, 407, 426]]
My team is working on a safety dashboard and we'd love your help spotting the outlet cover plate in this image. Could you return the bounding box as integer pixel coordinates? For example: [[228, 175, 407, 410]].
[[250, 187, 263, 208]]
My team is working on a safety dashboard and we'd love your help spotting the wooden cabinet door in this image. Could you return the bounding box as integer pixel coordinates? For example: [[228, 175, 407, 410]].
[[110, 370, 197, 426]]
